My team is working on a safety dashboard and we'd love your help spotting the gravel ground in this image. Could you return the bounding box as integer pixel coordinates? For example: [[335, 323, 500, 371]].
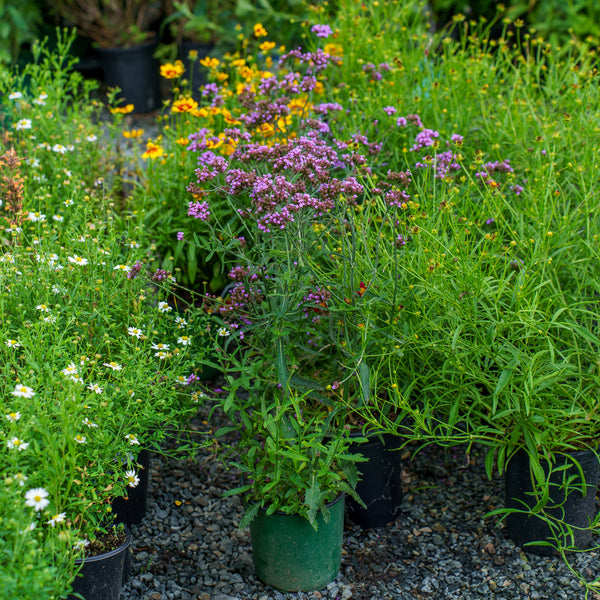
[[118, 393, 600, 600]]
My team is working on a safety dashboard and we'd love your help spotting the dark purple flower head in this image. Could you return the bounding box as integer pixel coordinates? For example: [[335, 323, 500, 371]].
[[127, 261, 143, 280], [152, 268, 171, 282]]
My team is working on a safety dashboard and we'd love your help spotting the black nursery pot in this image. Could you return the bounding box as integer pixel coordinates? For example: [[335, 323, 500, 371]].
[[111, 449, 151, 525], [504, 448, 600, 555], [69, 528, 131, 600], [347, 433, 403, 529], [98, 37, 162, 113]]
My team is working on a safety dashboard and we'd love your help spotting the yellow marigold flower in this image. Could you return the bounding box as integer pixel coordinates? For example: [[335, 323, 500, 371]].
[[216, 72, 229, 81], [257, 122, 275, 138], [288, 97, 310, 115], [259, 41, 276, 52], [254, 23, 268, 38], [187, 49, 198, 60], [199, 56, 220, 68], [221, 142, 237, 156], [142, 140, 165, 159], [192, 107, 210, 118], [314, 81, 325, 94], [231, 58, 246, 68], [160, 60, 185, 79], [260, 70, 273, 79], [171, 97, 199, 113], [122, 128, 145, 139], [205, 137, 223, 149], [110, 104, 135, 115], [176, 137, 189, 145], [222, 110, 241, 125], [324, 43, 343, 57], [240, 66, 254, 80]]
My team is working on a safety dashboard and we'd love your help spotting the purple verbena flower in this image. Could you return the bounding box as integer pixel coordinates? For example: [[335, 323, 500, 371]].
[[188, 200, 210, 221], [311, 24, 333, 38]]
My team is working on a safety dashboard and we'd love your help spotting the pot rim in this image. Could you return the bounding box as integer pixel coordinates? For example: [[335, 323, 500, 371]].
[[74, 526, 131, 565]]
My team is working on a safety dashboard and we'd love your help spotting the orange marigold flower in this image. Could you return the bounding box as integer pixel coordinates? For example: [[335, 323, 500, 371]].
[[160, 60, 185, 79], [199, 56, 220, 68], [110, 104, 135, 115], [191, 107, 210, 118], [254, 23, 268, 37], [142, 140, 165, 159], [259, 41, 276, 52], [324, 43, 344, 57], [122, 128, 144, 139], [171, 97, 199, 113]]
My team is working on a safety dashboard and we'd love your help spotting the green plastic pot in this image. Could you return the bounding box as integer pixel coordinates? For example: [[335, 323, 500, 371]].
[[249, 494, 345, 592]]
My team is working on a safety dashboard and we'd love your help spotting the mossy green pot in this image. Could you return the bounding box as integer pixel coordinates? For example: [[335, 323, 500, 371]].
[[249, 494, 345, 592]]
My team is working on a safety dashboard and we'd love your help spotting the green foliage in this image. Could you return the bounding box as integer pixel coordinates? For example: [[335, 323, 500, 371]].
[[0, 0, 42, 65], [217, 377, 366, 529]]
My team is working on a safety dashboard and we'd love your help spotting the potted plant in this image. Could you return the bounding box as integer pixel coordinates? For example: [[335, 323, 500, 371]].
[[172, 32, 376, 590], [329, 112, 600, 557], [49, 0, 164, 112]]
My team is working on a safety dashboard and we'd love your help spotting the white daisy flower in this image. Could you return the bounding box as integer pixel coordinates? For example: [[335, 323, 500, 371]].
[[36, 304, 50, 312], [124, 470, 140, 488], [175, 316, 187, 328], [73, 539, 90, 551], [103, 362, 123, 371], [25, 488, 50, 511], [8, 91, 23, 100], [177, 336, 191, 346], [82, 417, 98, 428], [12, 384, 35, 398], [125, 434, 140, 445], [86, 134, 97, 142], [87, 383, 103, 394], [151, 343, 170, 351], [113, 264, 131, 273], [61, 363, 79, 377], [127, 327, 143, 339], [7, 437, 29, 451], [47, 512, 66, 527], [74, 434, 87, 444], [68, 255, 88, 266], [217, 327, 231, 337], [15, 118, 32, 130], [157, 302, 172, 313], [64, 198, 74, 207], [6, 411, 21, 422], [6, 339, 20, 348], [51, 144, 67, 154], [52, 215, 64, 222]]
